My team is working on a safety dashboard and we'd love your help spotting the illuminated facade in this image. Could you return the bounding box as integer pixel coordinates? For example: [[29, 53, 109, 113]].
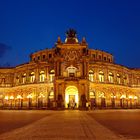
[[0, 29, 140, 109]]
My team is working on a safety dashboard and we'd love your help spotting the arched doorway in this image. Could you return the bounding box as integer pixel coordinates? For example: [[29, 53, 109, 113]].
[[65, 86, 78, 109]]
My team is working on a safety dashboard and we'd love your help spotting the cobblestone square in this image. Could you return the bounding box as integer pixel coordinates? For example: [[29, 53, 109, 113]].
[[0, 110, 140, 140]]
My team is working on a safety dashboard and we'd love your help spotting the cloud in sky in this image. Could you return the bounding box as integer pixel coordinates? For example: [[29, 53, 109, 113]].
[[0, 43, 11, 58]]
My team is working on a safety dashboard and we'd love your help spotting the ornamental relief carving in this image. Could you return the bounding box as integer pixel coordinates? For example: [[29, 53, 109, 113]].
[[64, 49, 80, 61]]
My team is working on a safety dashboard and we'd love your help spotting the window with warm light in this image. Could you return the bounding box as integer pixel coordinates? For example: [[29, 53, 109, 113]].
[[67, 65, 77, 77], [89, 70, 94, 82], [49, 91, 54, 99], [117, 74, 121, 84], [22, 73, 26, 84], [89, 91, 95, 98], [49, 70, 55, 82], [30, 72, 35, 83], [108, 72, 114, 83], [123, 76, 127, 85], [16, 76, 20, 84], [39, 71, 45, 82], [99, 71, 104, 82]]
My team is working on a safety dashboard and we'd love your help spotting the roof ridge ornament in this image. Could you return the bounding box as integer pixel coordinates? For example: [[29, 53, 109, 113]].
[[65, 29, 78, 43], [66, 28, 77, 38], [57, 36, 62, 44]]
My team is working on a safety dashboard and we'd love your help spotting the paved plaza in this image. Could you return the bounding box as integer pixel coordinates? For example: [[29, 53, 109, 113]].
[[0, 110, 140, 140]]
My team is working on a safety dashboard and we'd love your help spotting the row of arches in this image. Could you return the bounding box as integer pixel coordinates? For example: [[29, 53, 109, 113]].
[[15, 70, 55, 84], [0, 91, 54, 109], [89, 91, 139, 109], [89, 70, 128, 85]]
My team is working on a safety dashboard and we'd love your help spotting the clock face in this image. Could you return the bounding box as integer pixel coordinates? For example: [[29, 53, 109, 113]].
[[64, 50, 80, 61]]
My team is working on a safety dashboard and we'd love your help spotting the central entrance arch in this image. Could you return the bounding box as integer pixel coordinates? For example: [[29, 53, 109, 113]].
[[65, 86, 78, 108]]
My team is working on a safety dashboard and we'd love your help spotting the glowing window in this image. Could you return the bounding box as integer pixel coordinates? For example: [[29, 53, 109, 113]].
[[123, 76, 127, 85], [22, 73, 26, 84], [89, 91, 95, 98], [39, 71, 45, 82], [16, 76, 20, 84], [99, 71, 104, 82], [30, 72, 35, 83], [117, 74, 121, 84], [49, 70, 55, 82], [89, 70, 94, 82], [108, 72, 114, 83], [67, 65, 77, 77]]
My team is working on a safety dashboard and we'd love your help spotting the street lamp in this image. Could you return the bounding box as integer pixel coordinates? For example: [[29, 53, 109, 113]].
[[0, 95, 4, 109], [4, 96, 9, 108], [17, 95, 22, 109], [128, 95, 133, 108], [111, 95, 116, 108], [38, 93, 45, 108], [99, 93, 106, 108], [134, 96, 138, 107], [48, 91, 54, 108], [10, 95, 14, 109], [27, 94, 32, 109], [120, 95, 126, 108]]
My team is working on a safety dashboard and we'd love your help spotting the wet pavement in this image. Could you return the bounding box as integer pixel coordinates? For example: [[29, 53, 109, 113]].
[[0, 110, 139, 140]]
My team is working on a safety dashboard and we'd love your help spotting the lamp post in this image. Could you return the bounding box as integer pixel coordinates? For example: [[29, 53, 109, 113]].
[[10, 96, 14, 109], [27, 94, 32, 109], [4, 96, 9, 109], [99, 93, 106, 108], [48, 91, 54, 108], [128, 95, 133, 108], [38, 93, 45, 108], [17, 95, 22, 109], [111, 95, 116, 108], [134, 96, 138, 108], [0, 95, 3, 109], [120, 95, 126, 108]]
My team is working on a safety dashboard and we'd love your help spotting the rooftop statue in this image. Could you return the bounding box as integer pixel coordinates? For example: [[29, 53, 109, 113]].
[[66, 29, 77, 38]]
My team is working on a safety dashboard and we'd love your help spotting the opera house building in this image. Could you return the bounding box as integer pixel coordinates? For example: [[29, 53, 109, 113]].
[[0, 29, 140, 110]]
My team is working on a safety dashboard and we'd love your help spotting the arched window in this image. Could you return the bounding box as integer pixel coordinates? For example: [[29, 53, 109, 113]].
[[30, 72, 35, 83], [89, 91, 95, 99], [49, 70, 55, 82], [22, 73, 26, 84], [99, 92, 106, 107], [49, 91, 54, 99], [16, 75, 20, 84], [123, 75, 127, 85], [117, 74, 121, 84], [108, 72, 114, 83], [89, 70, 94, 82], [99, 71, 104, 82], [39, 71, 45, 82], [67, 65, 77, 77]]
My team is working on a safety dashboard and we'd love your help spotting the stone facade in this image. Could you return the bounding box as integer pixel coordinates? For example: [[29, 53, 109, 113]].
[[0, 30, 140, 109]]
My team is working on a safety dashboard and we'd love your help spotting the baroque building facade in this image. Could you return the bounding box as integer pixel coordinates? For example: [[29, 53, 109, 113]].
[[0, 29, 140, 109]]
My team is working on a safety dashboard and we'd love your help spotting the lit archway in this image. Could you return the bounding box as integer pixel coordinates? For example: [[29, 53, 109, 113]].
[[65, 86, 78, 108]]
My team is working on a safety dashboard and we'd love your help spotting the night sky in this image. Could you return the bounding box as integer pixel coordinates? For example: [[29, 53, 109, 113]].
[[0, 0, 140, 68]]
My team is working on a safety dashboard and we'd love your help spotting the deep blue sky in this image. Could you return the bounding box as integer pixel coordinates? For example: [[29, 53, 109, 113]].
[[0, 0, 140, 68]]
